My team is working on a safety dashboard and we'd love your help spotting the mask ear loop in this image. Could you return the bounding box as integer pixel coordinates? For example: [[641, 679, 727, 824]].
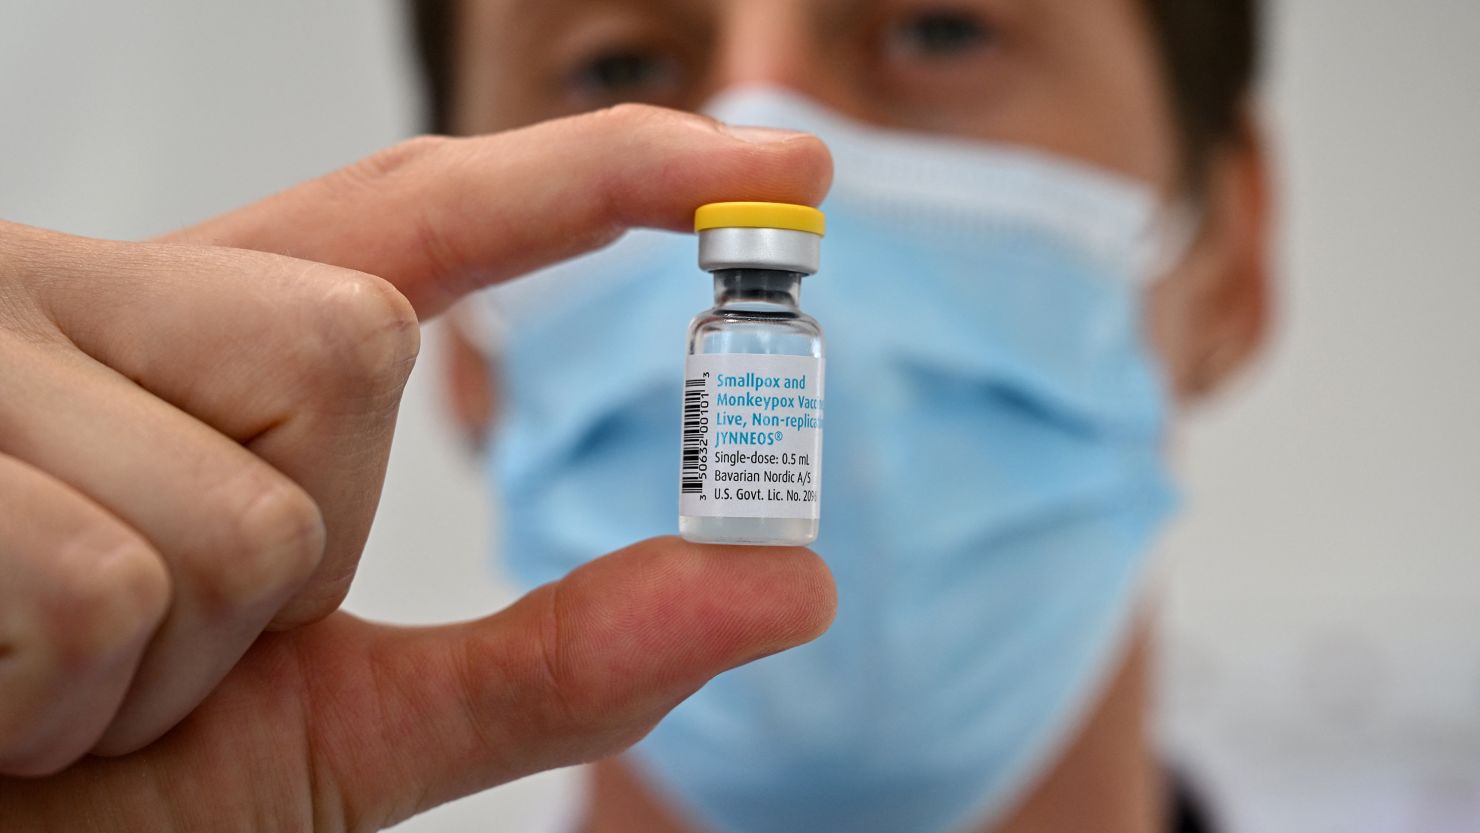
[[449, 294, 507, 358], [1142, 199, 1205, 285], [1144, 199, 1252, 398]]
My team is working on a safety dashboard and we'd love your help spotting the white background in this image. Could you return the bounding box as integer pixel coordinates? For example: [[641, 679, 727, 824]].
[[1, 2, 1476, 831]]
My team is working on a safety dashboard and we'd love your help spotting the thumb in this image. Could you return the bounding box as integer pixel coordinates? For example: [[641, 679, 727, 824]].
[[299, 537, 835, 828], [164, 105, 832, 318]]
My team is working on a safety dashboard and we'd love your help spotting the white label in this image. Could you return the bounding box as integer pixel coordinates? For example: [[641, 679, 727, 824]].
[[679, 353, 823, 520]]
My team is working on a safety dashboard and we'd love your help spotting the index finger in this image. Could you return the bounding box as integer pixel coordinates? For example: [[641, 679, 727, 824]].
[[165, 105, 832, 317]]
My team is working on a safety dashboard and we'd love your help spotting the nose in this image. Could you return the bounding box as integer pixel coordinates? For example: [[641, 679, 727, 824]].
[[705, 0, 853, 113]]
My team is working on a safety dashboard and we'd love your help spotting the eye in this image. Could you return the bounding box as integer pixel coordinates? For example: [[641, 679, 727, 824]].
[[565, 47, 683, 103], [885, 7, 995, 62]]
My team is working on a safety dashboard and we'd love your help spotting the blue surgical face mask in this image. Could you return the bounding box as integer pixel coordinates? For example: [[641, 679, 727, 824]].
[[473, 88, 1181, 833]]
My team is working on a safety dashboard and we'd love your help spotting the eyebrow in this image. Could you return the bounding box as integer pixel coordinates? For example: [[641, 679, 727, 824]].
[[797, 0, 889, 45], [501, 0, 880, 32], [486, 0, 889, 58], [502, 0, 713, 29]]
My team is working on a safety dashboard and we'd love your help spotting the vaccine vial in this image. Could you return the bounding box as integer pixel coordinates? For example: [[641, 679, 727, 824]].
[[679, 202, 825, 546]]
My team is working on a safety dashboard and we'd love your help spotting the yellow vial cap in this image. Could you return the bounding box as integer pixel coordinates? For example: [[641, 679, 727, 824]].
[[694, 202, 826, 237]]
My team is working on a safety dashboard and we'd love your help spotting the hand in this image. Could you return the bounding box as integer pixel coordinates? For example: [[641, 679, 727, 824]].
[[2, 538, 834, 830], [0, 105, 835, 827]]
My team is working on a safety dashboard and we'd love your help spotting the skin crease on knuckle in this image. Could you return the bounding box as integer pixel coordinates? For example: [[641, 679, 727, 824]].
[[482, 544, 729, 768], [46, 530, 171, 672], [0, 535, 170, 775], [526, 576, 682, 763], [469, 578, 635, 765], [345, 134, 455, 188], [592, 101, 695, 133], [300, 267, 422, 403], [328, 136, 474, 310], [0, 226, 76, 345], [199, 469, 327, 613]]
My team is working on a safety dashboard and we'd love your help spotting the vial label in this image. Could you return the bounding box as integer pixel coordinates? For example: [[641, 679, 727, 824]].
[[680, 353, 823, 520]]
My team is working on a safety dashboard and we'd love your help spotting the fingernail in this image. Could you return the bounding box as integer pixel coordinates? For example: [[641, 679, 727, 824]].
[[722, 124, 808, 144]]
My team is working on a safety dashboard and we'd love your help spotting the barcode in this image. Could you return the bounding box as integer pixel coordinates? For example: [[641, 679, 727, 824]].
[[681, 376, 709, 494]]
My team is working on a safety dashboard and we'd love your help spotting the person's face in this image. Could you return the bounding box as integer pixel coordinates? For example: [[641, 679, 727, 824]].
[[450, 0, 1271, 398]]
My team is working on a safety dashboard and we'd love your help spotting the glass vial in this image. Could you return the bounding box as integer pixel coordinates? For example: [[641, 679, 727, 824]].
[[679, 202, 825, 546]]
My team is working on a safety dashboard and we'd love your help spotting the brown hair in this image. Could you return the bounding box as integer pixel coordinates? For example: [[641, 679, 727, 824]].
[[404, 0, 1262, 187], [1141, 0, 1262, 188], [407, 0, 456, 136]]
